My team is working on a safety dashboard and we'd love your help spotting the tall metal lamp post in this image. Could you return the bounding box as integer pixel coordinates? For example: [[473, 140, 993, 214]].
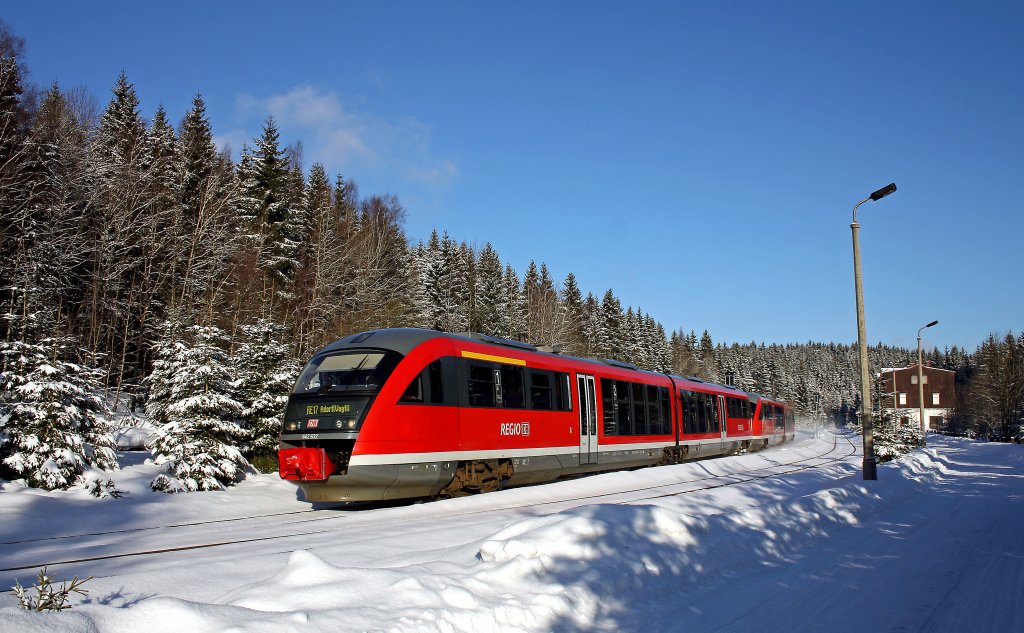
[[851, 182, 897, 480], [918, 320, 939, 445]]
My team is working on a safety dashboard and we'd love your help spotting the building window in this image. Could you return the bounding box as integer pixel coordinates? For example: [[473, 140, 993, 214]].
[[899, 392, 907, 405], [932, 392, 940, 406]]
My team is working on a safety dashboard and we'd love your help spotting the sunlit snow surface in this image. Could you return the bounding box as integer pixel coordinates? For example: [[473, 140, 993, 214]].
[[1, 431, 1021, 632]]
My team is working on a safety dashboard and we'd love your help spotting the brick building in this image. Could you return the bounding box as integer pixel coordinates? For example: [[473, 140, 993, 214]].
[[879, 364, 956, 430]]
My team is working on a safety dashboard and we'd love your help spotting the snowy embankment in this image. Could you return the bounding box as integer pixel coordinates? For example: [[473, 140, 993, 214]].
[[1, 432, 1022, 633]]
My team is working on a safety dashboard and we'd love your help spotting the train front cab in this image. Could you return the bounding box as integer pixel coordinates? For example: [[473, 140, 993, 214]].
[[278, 331, 464, 502]]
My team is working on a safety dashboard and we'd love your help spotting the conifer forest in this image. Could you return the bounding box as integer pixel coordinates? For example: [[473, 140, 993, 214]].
[[0, 24, 1021, 492]]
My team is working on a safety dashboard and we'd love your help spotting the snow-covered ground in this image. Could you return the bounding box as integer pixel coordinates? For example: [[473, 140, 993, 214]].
[[1, 431, 1021, 633]]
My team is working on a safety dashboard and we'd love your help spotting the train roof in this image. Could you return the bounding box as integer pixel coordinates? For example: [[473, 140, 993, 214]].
[[318, 329, 672, 378], [315, 328, 769, 401]]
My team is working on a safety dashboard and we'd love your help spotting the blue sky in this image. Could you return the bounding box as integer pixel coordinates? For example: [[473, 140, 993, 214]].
[[5, 1, 1022, 352]]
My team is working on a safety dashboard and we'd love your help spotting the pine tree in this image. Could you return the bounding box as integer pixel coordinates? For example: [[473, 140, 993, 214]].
[[346, 194, 409, 331], [501, 265, 526, 341], [523, 261, 541, 342], [236, 117, 302, 309], [597, 289, 623, 360], [0, 46, 32, 338], [85, 72, 164, 392], [178, 94, 215, 224], [699, 330, 716, 380], [148, 325, 250, 492], [292, 163, 345, 355], [173, 96, 240, 323], [535, 263, 558, 345], [473, 243, 504, 335], [581, 292, 602, 357], [556, 272, 585, 356], [0, 338, 117, 490], [233, 318, 299, 460], [424, 231, 469, 333]]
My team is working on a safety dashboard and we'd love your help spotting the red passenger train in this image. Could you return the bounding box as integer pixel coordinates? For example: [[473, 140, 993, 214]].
[[278, 329, 795, 502]]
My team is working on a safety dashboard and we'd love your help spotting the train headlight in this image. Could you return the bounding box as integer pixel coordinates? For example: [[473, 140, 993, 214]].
[[345, 420, 357, 430], [285, 421, 299, 431]]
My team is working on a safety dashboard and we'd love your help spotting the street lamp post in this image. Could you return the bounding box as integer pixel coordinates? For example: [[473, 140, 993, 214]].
[[851, 182, 896, 481], [918, 320, 939, 445]]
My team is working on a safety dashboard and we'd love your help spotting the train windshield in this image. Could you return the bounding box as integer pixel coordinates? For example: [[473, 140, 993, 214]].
[[292, 350, 401, 395]]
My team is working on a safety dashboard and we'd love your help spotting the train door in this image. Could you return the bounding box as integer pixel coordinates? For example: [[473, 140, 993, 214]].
[[577, 374, 598, 465]]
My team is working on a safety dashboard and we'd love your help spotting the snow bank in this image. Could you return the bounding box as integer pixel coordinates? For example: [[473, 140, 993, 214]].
[[2, 434, 1021, 633], [60, 488, 886, 632]]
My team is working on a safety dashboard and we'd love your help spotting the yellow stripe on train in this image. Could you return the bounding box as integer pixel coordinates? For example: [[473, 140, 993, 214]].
[[460, 350, 527, 366]]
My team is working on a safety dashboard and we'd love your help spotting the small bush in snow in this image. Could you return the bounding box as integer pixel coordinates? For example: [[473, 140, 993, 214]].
[[10, 567, 91, 611], [849, 411, 924, 463], [86, 476, 123, 498]]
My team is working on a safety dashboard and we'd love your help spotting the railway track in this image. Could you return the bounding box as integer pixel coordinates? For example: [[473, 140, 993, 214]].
[[0, 431, 857, 579]]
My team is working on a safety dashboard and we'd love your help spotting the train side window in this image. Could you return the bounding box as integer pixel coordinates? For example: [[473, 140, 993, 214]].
[[601, 378, 617, 435], [680, 391, 691, 434], [557, 372, 572, 411], [500, 365, 525, 409], [400, 360, 445, 405], [709, 394, 720, 433], [686, 392, 698, 434], [660, 387, 671, 435], [530, 371, 552, 410], [616, 380, 633, 435], [646, 384, 661, 435], [400, 374, 423, 403], [428, 360, 444, 404], [701, 394, 707, 432], [468, 363, 496, 407], [628, 383, 645, 436], [697, 394, 705, 433]]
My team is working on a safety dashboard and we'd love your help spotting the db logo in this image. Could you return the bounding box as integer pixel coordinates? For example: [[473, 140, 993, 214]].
[[500, 422, 530, 436], [307, 419, 319, 428]]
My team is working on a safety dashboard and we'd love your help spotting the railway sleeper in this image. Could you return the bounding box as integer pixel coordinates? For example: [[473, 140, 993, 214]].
[[440, 459, 514, 497]]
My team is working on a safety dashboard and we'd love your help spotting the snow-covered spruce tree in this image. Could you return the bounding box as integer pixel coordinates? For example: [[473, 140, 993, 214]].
[[0, 338, 117, 489], [852, 409, 923, 463], [472, 243, 504, 336], [233, 318, 299, 467], [501, 264, 527, 342], [147, 324, 250, 492], [236, 117, 304, 311], [552, 273, 582, 355]]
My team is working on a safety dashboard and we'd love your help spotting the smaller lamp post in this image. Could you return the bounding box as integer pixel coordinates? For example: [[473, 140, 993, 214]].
[[918, 320, 939, 445]]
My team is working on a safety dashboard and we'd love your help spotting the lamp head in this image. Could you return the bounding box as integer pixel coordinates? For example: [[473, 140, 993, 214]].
[[869, 183, 897, 201], [926, 320, 939, 328]]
